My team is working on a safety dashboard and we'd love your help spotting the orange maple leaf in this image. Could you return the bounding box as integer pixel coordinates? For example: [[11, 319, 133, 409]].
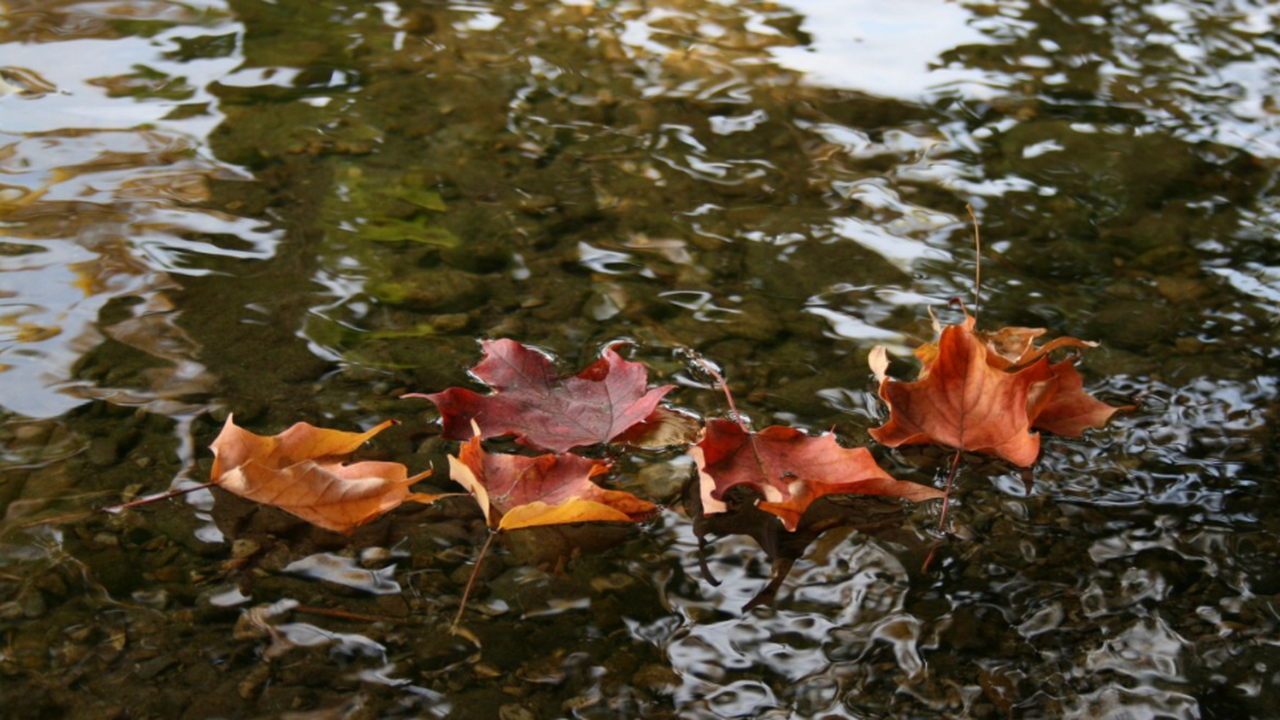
[[1031, 359, 1132, 437], [447, 435, 655, 531], [209, 415, 439, 534], [692, 419, 943, 532], [870, 315, 1056, 466], [871, 313, 1131, 465]]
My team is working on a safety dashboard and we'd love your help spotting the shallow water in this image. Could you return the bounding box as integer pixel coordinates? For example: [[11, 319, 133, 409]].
[[3, 0, 1280, 718]]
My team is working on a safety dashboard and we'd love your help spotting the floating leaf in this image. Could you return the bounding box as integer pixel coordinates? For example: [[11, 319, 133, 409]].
[[209, 415, 439, 534], [412, 339, 673, 453], [691, 419, 943, 532], [870, 315, 1055, 466], [447, 435, 655, 531], [871, 313, 1130, 465]]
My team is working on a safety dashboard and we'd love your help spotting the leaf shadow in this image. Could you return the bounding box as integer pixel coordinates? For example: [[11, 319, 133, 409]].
[[681, 479, 917, 611]]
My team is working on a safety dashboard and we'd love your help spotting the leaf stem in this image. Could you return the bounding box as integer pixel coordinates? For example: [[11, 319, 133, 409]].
[[294, 605, 402, 624], [922, 448, 963, 572], [103, 482, 217, 512], [453, 530, 497, 629]]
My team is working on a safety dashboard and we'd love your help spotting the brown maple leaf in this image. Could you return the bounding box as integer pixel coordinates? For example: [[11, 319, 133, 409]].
[[410, 339, 673, 453], [871, 313, 1131, 465], [691, 419, 943, 532], [448, 434, 656, 531], [209, 415, 440, 534], [869, 314, 1057, 467]]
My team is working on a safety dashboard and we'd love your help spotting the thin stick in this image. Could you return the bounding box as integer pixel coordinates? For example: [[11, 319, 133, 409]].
[[294, 605, 403, 624], [690, 354, 749, 432], [966, 203, 982, 320], [925, 204, 981, 572], [937, 448, 962, 531], [103, 482, 216, 512], [453, 530, 497, 629], [20, 482, 218, 528]]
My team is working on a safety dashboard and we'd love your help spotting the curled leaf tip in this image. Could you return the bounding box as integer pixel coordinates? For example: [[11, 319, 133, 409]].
[[869, 345, 890, 384]]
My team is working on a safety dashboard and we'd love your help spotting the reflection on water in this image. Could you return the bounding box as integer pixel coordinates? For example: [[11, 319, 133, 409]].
[[0, 0, 256, 417], [771, 0, 1002, 98], [283, 552, 403, 595], [3, 0, 1280, 718]]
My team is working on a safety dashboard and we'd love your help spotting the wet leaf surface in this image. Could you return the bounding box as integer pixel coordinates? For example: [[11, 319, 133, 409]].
[[414, 339, 673, 453], [209, 416, 439, 534], [693, 419, 942, 531], [871, 313, 1130, 466], [448, 435, 655, 531], [2, 0, 1280, 718]]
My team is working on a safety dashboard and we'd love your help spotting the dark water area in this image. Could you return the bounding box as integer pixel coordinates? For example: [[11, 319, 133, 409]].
[[3, 0, 1280, 718]]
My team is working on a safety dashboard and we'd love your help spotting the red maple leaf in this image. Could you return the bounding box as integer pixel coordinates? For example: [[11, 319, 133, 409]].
[[448, 435, 656, 530], [410, 339, 672, 453], [691, 419, 943, 532]]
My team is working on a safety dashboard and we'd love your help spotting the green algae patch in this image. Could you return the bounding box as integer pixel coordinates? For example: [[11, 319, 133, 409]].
[[356, 219, 459, 247]]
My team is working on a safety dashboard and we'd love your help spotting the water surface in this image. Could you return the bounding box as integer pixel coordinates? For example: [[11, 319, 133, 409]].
[[2, 1, 1279, 718]]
